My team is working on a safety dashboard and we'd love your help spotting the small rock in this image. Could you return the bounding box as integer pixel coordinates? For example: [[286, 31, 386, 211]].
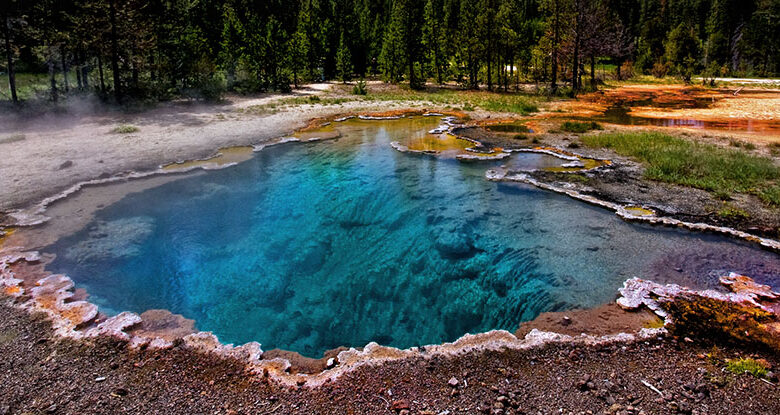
[[576, 375, 593, 391], [58, 160, 73, 170], [94, 376, 106, 382], [561, 316, 572, 326], [45, 404, 57, 413], [326, 357, 336, 368], [0, 405, 8, 415], [391, 399, 410, 411], [112, 388, 129, 397], [448, 377, 459, 387], [399, 410, 410, 415]]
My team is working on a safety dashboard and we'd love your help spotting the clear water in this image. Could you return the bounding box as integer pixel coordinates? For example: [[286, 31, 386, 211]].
[[45, 117, 780, 357]]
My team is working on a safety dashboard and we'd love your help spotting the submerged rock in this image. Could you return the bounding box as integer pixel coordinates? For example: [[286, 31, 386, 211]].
[[64, 216, 155, 263], [434, 231, 476, 258]]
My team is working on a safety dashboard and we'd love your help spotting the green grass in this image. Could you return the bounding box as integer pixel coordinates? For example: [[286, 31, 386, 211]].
[[560, 121, 603, 133], [582, 132, 780, 206], [111, 124, 139, 134], [725, 358, 770, 378]]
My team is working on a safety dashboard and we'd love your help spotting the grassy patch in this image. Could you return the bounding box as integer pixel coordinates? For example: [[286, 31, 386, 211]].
[[582, 132, 780, 206], [111, 124, 139, 134], [0, 133, 26, 144], [560, 121, 603, 133], [730, 140, 757, 151], [759, 186, 780, 206], [718, 206, 750, 220], [725, 358, 770, 378], [359, 89, 539, 115]]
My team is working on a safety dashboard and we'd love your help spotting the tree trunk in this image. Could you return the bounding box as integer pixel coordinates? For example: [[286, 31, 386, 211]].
[[61, 47, 70, 93], [97, 53, 106, 93], [48, 53, 58, 102], [81, 52, 90, 89], [572, 2, 580, 94], [590, 54, 596, 88], [3, 14, 18, 103], [109, 0, 122, 102], [76, 53, 83, 90], [550, 1, 559, 93]]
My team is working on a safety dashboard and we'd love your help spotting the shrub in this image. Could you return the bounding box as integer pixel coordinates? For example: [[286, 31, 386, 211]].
[[560, 121, 603, 134], [651, 62, 669, 78], [111, 124, 139, 134], [352, 79, 368, 95], [618, 61, 635, 80]]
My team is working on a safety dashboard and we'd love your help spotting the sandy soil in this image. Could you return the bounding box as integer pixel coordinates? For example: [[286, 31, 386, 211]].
[[0, 84, 449, 212]]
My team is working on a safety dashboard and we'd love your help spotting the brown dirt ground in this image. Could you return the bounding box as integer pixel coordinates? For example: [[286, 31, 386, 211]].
[[2, 300, 779, 415]]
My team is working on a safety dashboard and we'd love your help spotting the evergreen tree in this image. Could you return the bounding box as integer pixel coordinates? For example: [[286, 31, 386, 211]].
[[336, 31, 352, 83], [423, 0, 446, 84], [664, 23, 701, 83]]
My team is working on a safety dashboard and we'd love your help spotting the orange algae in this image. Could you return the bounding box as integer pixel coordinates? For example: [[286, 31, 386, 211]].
[[531, 147, 612, 173], [0, 227, 15, 246], [4, 286, 21, 296], [162, 146, 254, 171], [405, 133, 474, 154]]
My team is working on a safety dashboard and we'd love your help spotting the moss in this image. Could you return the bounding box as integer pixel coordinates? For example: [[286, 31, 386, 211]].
[[725, 358, 770, 378]]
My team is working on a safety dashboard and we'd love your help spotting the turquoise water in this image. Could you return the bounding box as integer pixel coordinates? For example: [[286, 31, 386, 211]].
[[46, 117, 779, 357]]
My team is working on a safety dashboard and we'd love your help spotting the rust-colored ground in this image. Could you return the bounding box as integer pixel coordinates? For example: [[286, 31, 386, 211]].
[[550, 85, 780, 143]]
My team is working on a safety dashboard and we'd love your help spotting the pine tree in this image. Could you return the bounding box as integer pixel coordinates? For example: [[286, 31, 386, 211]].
[[379, 3, 404, 82], [664, 23, 701, 83], [336, 31, 352, 83], [423, 0, 446, 84]]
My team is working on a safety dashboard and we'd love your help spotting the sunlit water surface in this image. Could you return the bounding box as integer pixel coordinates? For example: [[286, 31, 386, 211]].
[[45, 117, 779, 356]]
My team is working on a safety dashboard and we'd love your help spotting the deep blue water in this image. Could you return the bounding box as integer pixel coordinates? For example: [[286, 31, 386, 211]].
[[46, 117, 780, 357]]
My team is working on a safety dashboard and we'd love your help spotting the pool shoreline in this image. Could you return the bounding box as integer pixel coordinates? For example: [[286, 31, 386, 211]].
[[1, 112, 778, 387]]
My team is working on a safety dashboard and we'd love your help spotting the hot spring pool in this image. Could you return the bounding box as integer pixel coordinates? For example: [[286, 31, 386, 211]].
[[44, 117, 780, 357]]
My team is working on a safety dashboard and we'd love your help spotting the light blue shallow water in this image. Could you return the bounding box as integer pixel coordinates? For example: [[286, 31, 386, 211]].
[[45, 117, 779, 357]]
